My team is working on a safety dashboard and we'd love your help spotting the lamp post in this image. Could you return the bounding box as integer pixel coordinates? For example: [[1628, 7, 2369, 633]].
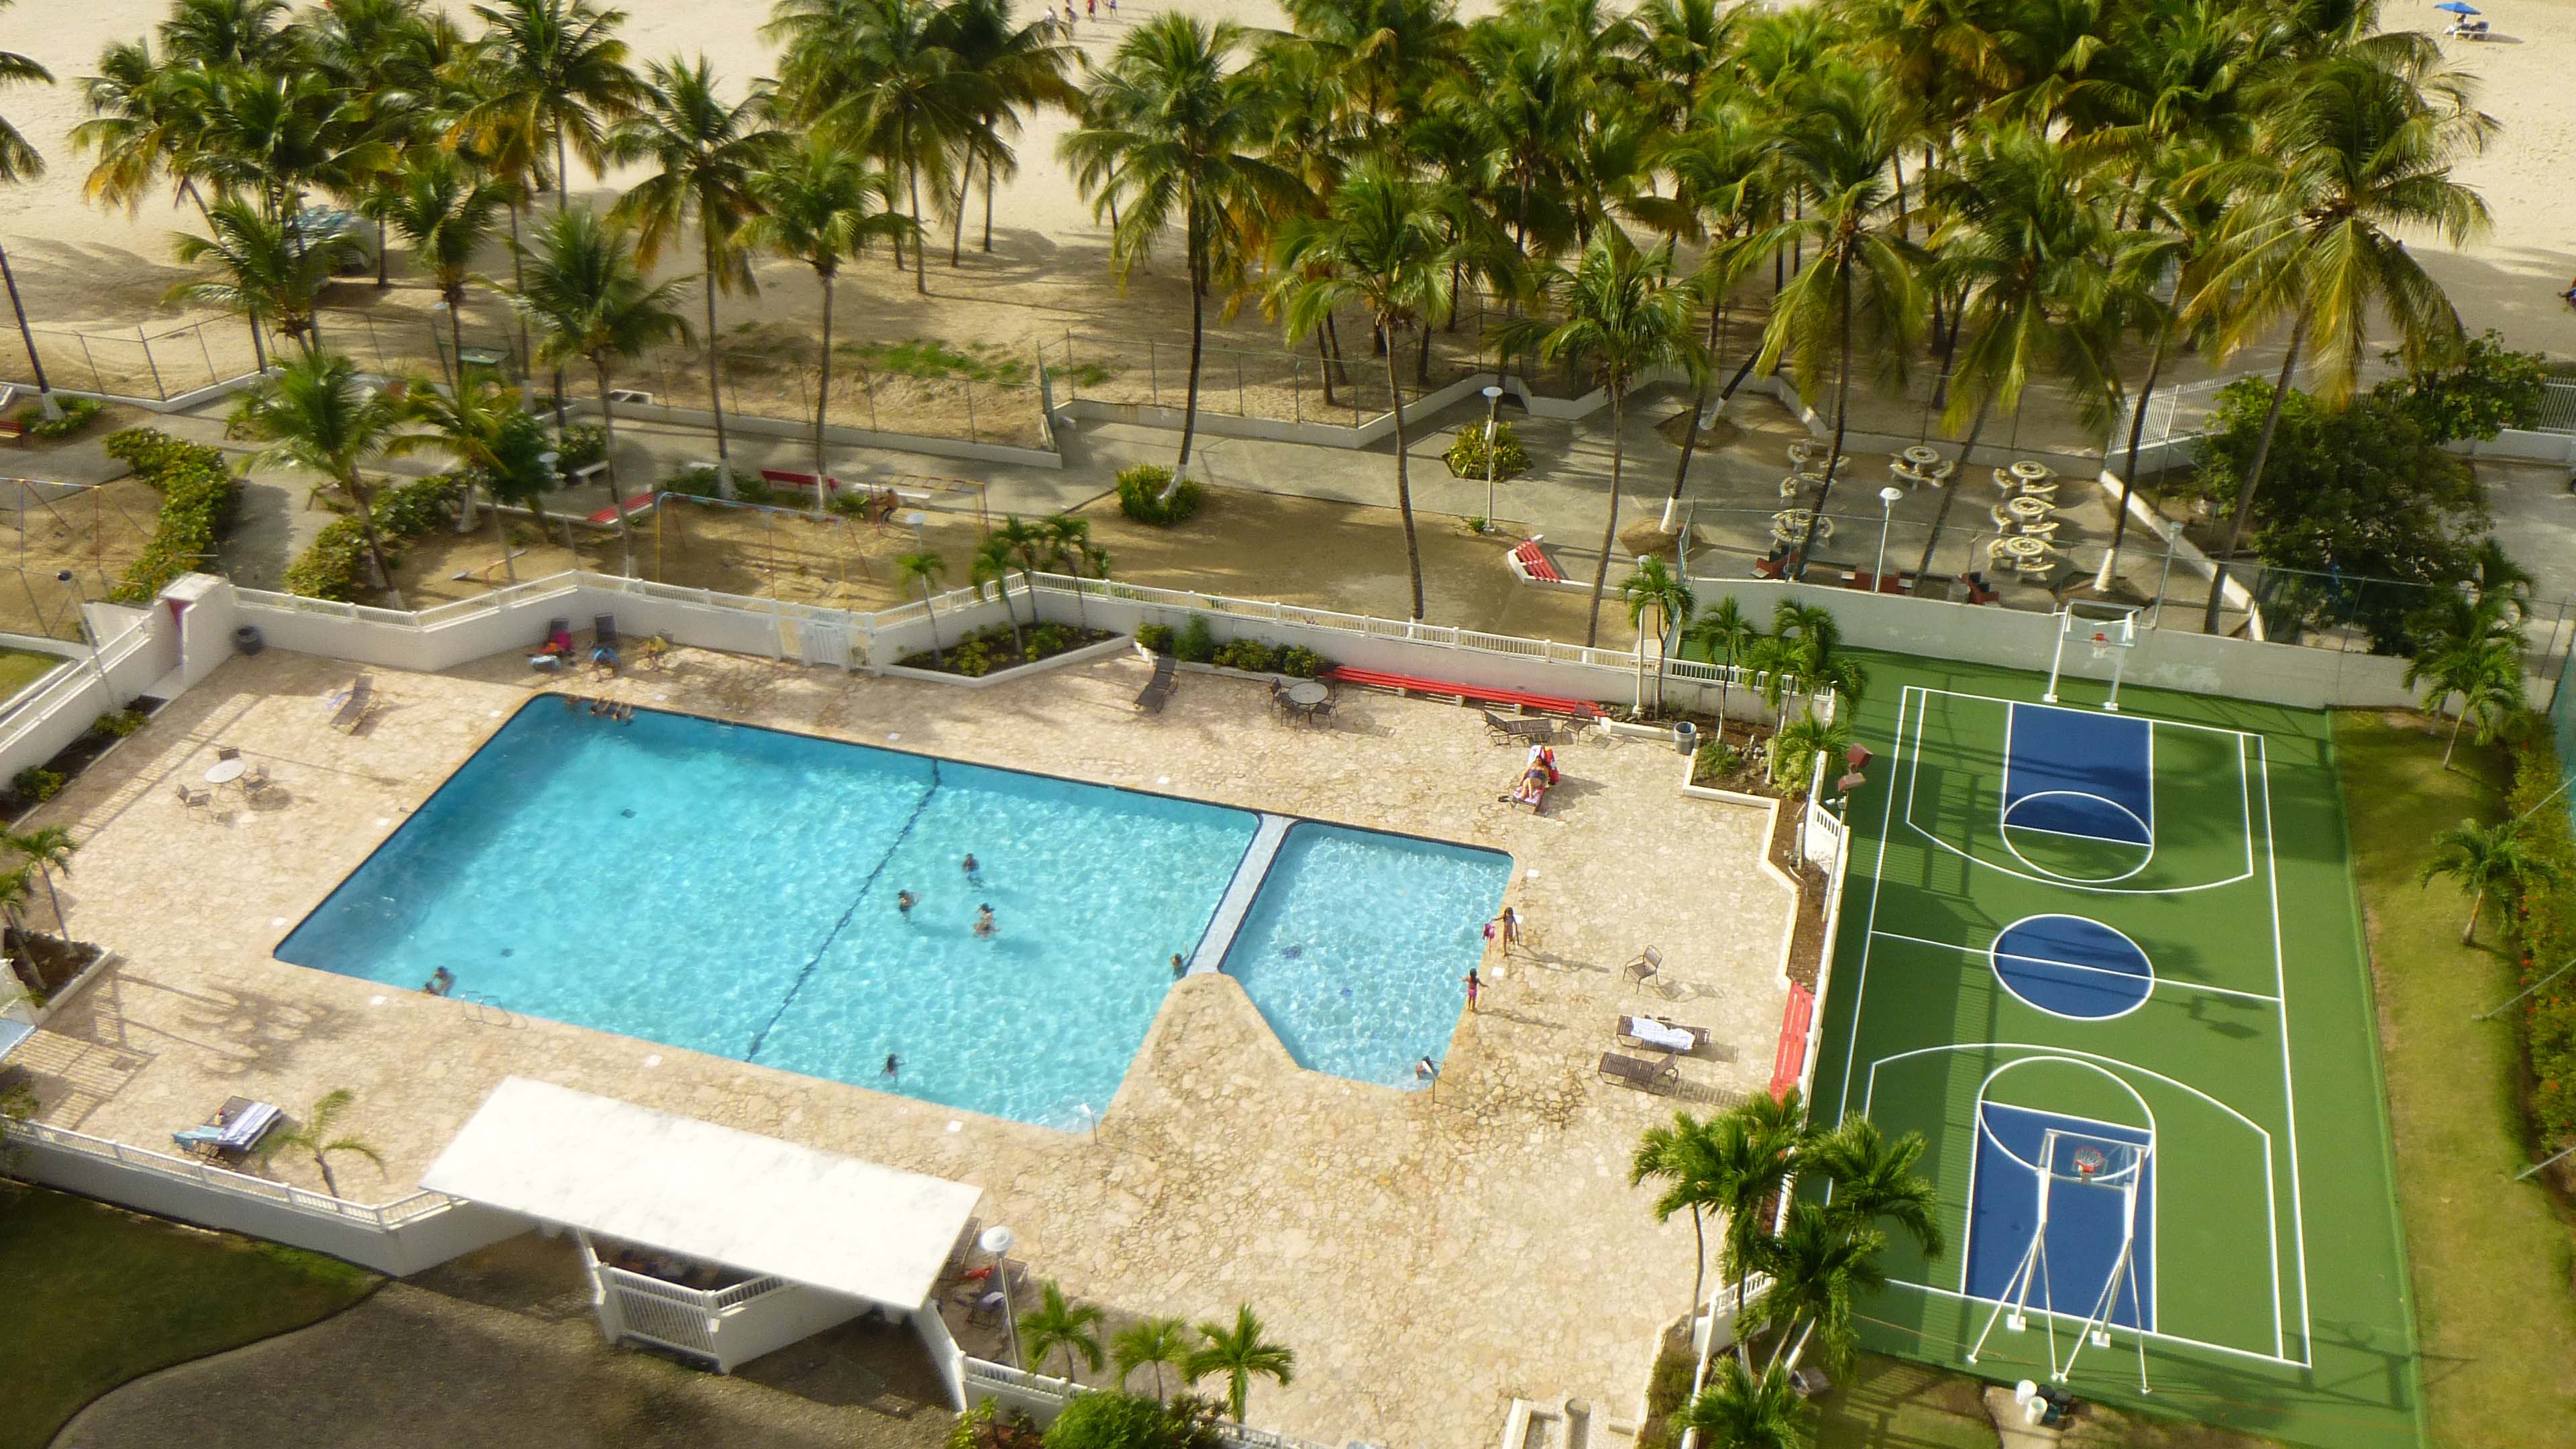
[[1481, 385, 1504, 527], [1874, 486, 1904, 589], [1, 241, 61, 421], [978, 1224, 1021, 1368]]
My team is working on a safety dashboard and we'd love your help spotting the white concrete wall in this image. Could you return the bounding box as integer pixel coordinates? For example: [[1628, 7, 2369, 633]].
[[708, 1283, 874, 1374], [0, 601, 178, 796]]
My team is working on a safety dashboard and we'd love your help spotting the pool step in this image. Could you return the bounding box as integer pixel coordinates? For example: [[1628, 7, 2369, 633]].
[[1189, 814, 1292, 976]]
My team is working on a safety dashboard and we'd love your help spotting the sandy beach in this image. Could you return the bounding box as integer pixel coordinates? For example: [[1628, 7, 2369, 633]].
[[1, 0, 2571, 395]]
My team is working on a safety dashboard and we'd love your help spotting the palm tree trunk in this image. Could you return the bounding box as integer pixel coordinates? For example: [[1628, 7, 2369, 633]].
[[2100, 323, 2171, 586], [981, 153, 996, 253], [700, 223, 734, 495], [448, 301, 478, 531], [1687, 1206, 1707, 1322], [1910, 395, 1992, 589], [1585, 388, 1627, 646], [596, 358, 635, 577], [493, 490, 519, 584], [37, 867, 62, 934], [906, 151, 928, 296], [814, 266, 836, 517], [1316, 329, 1338, 408], [315, 1152, 340, 1198], [1663, 297, 1727, 531], [2444, 708, 2467, 767], [1415, 313, 1432, 384], [951, 135, 975, 267], [1385, 333, 1425, 621], [1792, 266, 1855, 579], [2463, 892, 2483, 944], [374, 219, 390, 289], [1175, 214, 1206, 472], [506, 202, 535, 402], [2201, 317, 2308, 634], [346, 473, 407, 610]]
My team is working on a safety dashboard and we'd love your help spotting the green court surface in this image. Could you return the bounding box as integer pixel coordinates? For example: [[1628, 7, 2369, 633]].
[[1808, 653, 2422, 1448]]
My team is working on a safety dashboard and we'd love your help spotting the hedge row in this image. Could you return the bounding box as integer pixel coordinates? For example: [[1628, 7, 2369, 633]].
[[103, 428, 241, 603], [2505, 729, 2576, 1154], [281, 474, 462, 601]]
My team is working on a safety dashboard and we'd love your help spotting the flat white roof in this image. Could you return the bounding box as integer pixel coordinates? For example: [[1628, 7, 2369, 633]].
[[421, 1077, 981, 1307]]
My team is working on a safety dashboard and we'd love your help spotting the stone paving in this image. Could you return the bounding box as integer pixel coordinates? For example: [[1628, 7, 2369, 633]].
[[14, 642, 1796, 1449]]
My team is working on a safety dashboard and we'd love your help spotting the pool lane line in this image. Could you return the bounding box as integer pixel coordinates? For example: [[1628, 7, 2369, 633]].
[[745, 759, 944, 1061], [1187, 814, 1293, 975]]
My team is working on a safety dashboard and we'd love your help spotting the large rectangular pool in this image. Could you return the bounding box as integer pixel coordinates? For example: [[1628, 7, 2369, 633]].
[[280, 702, 1510, 1126]]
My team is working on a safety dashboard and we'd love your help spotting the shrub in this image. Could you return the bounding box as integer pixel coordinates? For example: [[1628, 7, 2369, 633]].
[[1175, 614, 1217, 664], [18, 396, 104, 439], [949, 1401, 1043, 1449], [1275, 645, 1330, 680], [554, 423, 608, 472], [11, 767, 62, 804], [664, 463, 724, 499], [897, 622, 1104, 678], [103, 428, 241, 603], [1116, 464, 1203, 526], [1042, 1391, 1218, 1449], [1443, 419, 1529, 482], [1135, 623, 1175, 654], [2504, 726, 2576, 1156], [1633, 1344, 1699, 1449], [90, 708, 147, 740], [281, 474, 462, 601], [1693, 739, 1739, 786], [1212, 637, 1278, 673]]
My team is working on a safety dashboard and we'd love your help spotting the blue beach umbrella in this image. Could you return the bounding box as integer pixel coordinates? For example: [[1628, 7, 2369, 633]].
[[2433, 2, 2479, 13]]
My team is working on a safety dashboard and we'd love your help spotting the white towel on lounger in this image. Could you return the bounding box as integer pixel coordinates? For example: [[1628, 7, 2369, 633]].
[[1630, 1018, 1694, 1052]]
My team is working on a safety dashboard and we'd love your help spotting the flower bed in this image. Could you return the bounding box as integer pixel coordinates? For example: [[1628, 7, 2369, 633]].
[[897, 621, 1117, 678]]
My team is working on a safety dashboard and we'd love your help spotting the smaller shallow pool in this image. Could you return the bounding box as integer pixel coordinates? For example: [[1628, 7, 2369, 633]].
[[1222, 823, 1513, 1085]]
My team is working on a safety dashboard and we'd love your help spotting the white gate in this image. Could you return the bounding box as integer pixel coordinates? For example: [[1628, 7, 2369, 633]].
[[797, 617, 851, 669]]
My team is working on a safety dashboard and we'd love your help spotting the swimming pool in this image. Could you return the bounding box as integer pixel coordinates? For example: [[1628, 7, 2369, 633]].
[[279, 702, 1511, 1126]]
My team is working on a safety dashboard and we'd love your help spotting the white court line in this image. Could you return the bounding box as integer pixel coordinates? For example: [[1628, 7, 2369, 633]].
[[1868, 929, 2284, 1006], [2257, 735, 2312, 1362], [1830, 684, 1917, 1131], [1886, 1281, 2307, 1371]]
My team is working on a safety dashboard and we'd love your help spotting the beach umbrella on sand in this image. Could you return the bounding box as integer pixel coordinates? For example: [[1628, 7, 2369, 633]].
[[2433, 3, 2480, 13]]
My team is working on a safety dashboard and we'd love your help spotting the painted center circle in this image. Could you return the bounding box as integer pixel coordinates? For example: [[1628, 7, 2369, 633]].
[[1989, 914, 2153, 1020]]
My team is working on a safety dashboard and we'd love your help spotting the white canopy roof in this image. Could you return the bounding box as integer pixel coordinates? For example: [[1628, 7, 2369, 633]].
[[421, 1077, 981, 1307]]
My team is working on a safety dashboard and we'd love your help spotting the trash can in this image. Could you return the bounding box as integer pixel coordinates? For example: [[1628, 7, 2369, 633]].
[[1673, 720, 1699, 755], [233, 625, 264, 657]]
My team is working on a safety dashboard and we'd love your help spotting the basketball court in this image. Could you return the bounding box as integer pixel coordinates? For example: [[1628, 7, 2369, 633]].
[[1807, 633, 2424, 1449]]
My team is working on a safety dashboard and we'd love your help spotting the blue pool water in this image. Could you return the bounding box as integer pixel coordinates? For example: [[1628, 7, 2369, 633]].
[[1224, 824, 1512, 1085], [279, 703, 1511, 1125]]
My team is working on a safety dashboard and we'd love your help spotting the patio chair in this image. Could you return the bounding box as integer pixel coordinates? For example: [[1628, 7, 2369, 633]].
[[1623, 946, 1680, 998], [174, 783, 214, 815], [1617, 1014, 1712, 1054], [1597, 1051, 1680, 1094], [1303, 699, 1334, 729], [1484, 709, 1556, 745], [171, 1097, 281, 1161], [325, 675, 373, 734], [1133, 653, 1177, 714], [215, 745, 239, 762], [593, 614, 621, 648]]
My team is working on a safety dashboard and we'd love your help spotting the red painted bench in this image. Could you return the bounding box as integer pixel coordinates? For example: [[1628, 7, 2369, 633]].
[[1511, 539, 1564, 584], [1322, 666, 1601, 719], [585, 490, 656, 525], [759, 468, 845, 494], [1770, 981, 1815, 1102]]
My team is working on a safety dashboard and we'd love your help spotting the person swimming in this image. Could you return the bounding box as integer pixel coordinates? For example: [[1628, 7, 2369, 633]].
[[1414, 1056, 1438, 1079], [424, 967, 455, 996], [883, 1053, 902, 1078], [961, 853, 981, 883], [897, 890, 918, 917], [974, 904, 996, 938], [1170, 953, 1187, 978]]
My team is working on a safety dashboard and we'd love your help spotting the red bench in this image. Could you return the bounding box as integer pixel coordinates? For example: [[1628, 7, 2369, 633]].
[[1770, 981, 1815, 1102], [1511, 539, 1564, 584], [759, 468, 845, 494], [585, 490, 656, 525], [1321, 666, 1601, 719]]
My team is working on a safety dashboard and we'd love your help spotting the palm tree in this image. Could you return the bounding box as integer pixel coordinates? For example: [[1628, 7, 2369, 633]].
[[459, 0, 641, 208], [1672, 1356, 1803, 1449], [1185, 1304, 1295, 1423], [1747, 1199, 1886, 1375], [2405, 595, 2527, 767], [767, 0, 977, 288], [972, 529, 1029, 651], [1619, 556, 1695, 716], [1114, 1316, 1194, 1401], [934, 0, 1078, 260], [0, 865, 33, 945], [1644, 101, 1776, 533], [0, 0, 54, 421], [170, 201, 366, 364], [259, 1087, 387, 1198], [1631, 1110, 1727, 1320], [608, 56, 782, 494], [505, 204, 692, 572], [1710, 1090, 1807, 1346], [1760, 599, 1866, 706], [1271, 166, 1473, 621], [1683, 594, 1758, 731], [744, 138, 911, 511], [1506, 234, 1708, 645], [1060, 15, 1305, 478], [374, 151, 511, 393], [1754, 74, 1923, 580], [2188, 50, 2493, 632], [1807, 1113, 1942, 1263], [897, 549, 948, 661], [229, 353, 419, 605], [1018, 1280, 1105, 1383], [1767, 708, 1851, 795], [8, 826, 78, 934], [2419, 818, 2559, 945], [407, 377, 548, 545]]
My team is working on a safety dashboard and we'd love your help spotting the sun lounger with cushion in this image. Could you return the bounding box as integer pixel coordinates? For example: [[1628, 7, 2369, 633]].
[[593, 614, 620, 648], [1597, 1051, 1680, 1093], [172, 1097, 281, 1159], [1617, 1015, 1711, 1053], [1133, 652, 1177, 714]]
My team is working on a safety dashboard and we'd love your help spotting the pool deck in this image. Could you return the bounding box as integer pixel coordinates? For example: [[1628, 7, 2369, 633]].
[[10, 643, 1796, 1449]]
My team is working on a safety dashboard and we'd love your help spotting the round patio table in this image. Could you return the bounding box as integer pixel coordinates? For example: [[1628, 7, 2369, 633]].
[[2009, 460, 2054, 482], [1787, 440, 1829, 466], [1902, 445, 1943, 468], [1772, 510, 1836, 542], [2006, 495, 2054, 525], [1284, 680, 1328, 707], [203, 758, 247, 786], [1998, 535, 2050, 561]]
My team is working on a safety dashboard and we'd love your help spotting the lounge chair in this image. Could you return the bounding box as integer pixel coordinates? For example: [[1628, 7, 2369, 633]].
[[1624, 946, 1679, 997], [1483, 709, 1556, 745], [1617, 1014, 1711, 1054], [325, 676, 372, 734], [593, 614, 620, 649], [171, 1097, 281, 1161], [1133, 653, 1177, 714], [1597, 1051, 1680, 1094]]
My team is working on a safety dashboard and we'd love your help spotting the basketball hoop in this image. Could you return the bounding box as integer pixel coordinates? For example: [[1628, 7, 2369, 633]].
[[2071, 1145, 2108, 1179], [2043, 603, 2143, 711]]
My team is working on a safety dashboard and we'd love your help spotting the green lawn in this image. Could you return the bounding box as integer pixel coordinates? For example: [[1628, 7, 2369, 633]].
[[2332, 711, 2576, 1448], [0, 1186, 378, 1449], [0, 648, 66, 703]]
